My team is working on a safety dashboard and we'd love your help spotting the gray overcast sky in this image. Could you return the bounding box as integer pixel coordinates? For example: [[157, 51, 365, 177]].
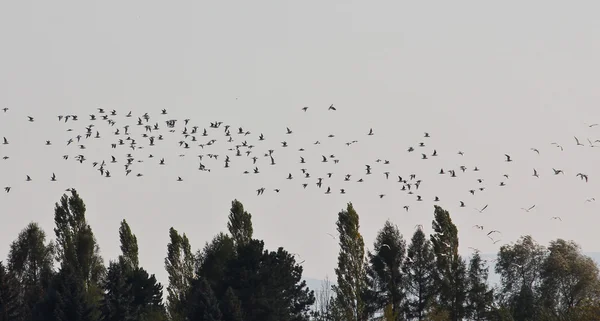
[[1, 1, 600, 288]]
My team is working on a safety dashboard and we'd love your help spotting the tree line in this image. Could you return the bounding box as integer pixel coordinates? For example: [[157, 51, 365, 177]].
[[0, 189, 599, 321]]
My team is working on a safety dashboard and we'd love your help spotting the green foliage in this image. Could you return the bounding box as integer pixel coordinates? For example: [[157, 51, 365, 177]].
[[465, 251, 494, 320], [0, 261, 20, 321], [221, 287, 243, 321], [164, 227, 195, 321], [430, 205, 467, 321], [403, 227, 436, 320], [331, 203, 368, 321], [8, 193, 600, 321], [119, 220, 139, 270], [537, 239, 600, 318], [227, 199, 253, 246], [364, 220, 406, 319], [7, 222, 55, 321], [186, 277, 223, 321]]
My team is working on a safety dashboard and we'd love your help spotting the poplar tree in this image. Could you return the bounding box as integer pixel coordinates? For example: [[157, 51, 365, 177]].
[[430, 205, 467, 321], [331, 203, 368, 321], [227, 200, 253, 247], [164, 227, 195, 321]]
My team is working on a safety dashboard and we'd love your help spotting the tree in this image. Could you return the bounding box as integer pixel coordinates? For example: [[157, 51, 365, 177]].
[[430, 205, 467, 321], [0, 261, 20, 321], [311, 276, 334, 321], [537, 239, 600, 318], [102, 260, 135, 321], [364, 220, 406, 319], [119, 220, 139, 270], [164, 227, 195, 321], [331, 203, 368, 321], [129, 267, 167, 321], [227, 200, 253, 247], [196, 232, 236, 297], [222, 239, 315, 321], [465, 251, 494, 320], [403, 227, 436, 320], [35, 263, 98, 321], [221, 287, 243, 321], [34, 190, 105, 321], [7, 222, 55, 321], [102, 220, 167, 321], [495, 235, 546, 319], [186, 277, 223, 321]]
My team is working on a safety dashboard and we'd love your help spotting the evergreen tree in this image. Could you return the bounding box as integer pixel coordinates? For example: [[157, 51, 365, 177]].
[[102, 260, 135, 321], [129, 267, 167, 321], [187, 277, 223, 321], [7, 222, 55, 321], [331, 203, 368, 321], [36, 263, 98, 321], [403, 227, 435, 320], [222, 239, 315, 321], [465, 251, 494, 320], [164, 227, 195, 321], [364, 220, 406, 319], [429, 205, 467, 321], [0, 261, 20, 321], [221, 287, 243, 321], [227, 200, 253, 247], [196, 232, 236, 297]]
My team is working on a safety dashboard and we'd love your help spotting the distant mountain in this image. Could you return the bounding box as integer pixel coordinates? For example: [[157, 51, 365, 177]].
[[304, 252, 600, 294]]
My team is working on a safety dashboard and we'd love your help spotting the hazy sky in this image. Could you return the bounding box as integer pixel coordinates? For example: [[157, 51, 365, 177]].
[[1, 1, 600, 289]]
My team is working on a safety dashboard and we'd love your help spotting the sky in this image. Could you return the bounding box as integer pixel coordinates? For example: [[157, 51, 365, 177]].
[[1, 1, 600, 291]]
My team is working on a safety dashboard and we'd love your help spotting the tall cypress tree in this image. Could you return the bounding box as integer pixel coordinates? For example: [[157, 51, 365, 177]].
[[331, 203, 368, 321], [403, 227, 435, 320]]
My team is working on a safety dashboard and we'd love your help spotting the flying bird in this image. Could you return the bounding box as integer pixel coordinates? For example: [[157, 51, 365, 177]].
[[521, 205, 536, 212]]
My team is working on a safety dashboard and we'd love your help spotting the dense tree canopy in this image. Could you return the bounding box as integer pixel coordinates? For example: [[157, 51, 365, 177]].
[[3, 189, 600, 321]]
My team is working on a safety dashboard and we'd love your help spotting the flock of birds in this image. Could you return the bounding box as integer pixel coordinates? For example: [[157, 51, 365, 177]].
[[0, 105, 598, 247]]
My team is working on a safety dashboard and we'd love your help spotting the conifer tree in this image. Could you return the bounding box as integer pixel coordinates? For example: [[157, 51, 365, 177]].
[[429, 205, 467, 321], [465, 251, 493, 320], [221, 287, 243, 321], [0, 261, 20, 321], [187, 277, 222, 321], [227, 199, 253, 247], [331, 203, 368, 321], [364, 220, 406, 319], [196, 232, 236, 297], [7, 222, 55, 321], [102, 260, 135, 321], [164, 227, 194, 321], [403, 227, 435, 320]]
